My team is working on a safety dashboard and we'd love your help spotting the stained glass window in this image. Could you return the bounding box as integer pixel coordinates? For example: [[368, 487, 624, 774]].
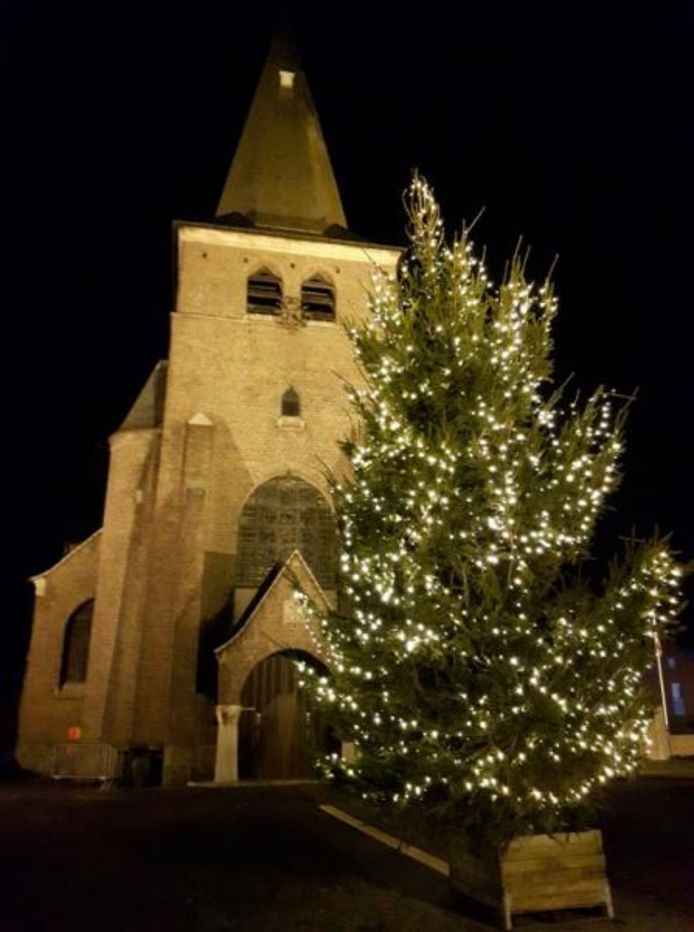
[[237, 477, 336, 588]]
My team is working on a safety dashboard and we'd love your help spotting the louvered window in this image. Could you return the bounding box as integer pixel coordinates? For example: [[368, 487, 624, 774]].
[[301, 276, 335, 321], [281, 387, 300, 417], [247, 269, 282, 315], [60, 600, 94, 686], [237, 477, 337, 588]]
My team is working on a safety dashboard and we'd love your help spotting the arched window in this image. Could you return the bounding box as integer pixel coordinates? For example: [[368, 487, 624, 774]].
[[237, 477, 337, 589], [60, 599, 94, 687], [247, 268, 283, 315], [281, 387, 300, 418], [301, 275, 335, 321]]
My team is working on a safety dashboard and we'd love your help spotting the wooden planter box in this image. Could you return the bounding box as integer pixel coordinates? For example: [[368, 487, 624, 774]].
[[450, 829, 614, 930]]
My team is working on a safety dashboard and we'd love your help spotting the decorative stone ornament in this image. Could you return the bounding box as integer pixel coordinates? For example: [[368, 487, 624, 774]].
[[449, 829, 614, 930], [278, 295, 305, 329]]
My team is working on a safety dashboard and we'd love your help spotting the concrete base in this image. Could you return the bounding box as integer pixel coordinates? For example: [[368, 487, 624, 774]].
[[647, 708, 671, 760]]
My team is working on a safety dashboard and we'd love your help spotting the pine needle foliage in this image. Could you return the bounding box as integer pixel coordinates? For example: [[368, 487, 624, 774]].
[[300, 176, 685, 843]]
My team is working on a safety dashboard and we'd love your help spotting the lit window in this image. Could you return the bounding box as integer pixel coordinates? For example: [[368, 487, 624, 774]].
[[247, 269, 283, 315], [281, 387, 300, 417], [301, 275, 335, 321], [671, 682, 686, 716], [60, 600, 93, 686]]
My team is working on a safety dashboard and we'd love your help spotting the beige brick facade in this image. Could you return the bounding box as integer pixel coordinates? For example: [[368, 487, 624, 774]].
[[16, 29, 400, 784], [17, 533, 101, 773], [18, 234, 398, 783]]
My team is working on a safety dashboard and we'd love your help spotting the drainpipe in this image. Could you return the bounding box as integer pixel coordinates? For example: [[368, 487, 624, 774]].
[[654, 634, 670, 730]]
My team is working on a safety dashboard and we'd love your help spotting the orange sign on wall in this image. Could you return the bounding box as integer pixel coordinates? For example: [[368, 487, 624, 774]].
[[66, 726, 81, 742]]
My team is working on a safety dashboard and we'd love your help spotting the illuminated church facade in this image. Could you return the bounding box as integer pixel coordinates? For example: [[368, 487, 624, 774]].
[[17, 32, 400, 785]]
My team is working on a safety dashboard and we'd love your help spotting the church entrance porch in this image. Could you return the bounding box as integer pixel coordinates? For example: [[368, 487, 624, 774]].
[[221, 653, 364, 782], [213, 549, 337, 783], [215, 650, 336, 783], [234, 651, 334, 781]]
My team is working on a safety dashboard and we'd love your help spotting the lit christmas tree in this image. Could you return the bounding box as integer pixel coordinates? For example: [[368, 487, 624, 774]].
[[301, 176, 685, 842]]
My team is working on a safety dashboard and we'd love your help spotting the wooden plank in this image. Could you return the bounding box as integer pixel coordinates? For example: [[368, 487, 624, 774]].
[[450, 851, 498, 876], [503, 831, 602, 858], [512, 890, 609, 912], [503, 862, 605, 881], [450, 875, 501, 910], [503, 858, 606, 879], [505, 845, 605, 862], [506, 872, 607, 895], [505, 852, 605, 871], [450, 829, 613, 927], [449, 847, 503, 905], [506, 877, 605, 901], [450, 853, 502, 890]]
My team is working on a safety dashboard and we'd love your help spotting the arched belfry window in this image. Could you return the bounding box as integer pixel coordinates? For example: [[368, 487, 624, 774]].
[[301, 275, 335, 321], [60, 599, 94, 687], [247, 268, 283, 315], [281, 387, 300, 418], [236, 477, 337, 589]]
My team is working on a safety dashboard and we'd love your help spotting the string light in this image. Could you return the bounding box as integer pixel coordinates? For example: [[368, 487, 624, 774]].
[[297, 176, 686, 842]]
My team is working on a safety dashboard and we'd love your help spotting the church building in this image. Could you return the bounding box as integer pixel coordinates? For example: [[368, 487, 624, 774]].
[[17, 30, 400, 786]]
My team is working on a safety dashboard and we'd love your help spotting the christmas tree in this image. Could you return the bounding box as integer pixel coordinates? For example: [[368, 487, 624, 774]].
[[300, 176, 684, 843]]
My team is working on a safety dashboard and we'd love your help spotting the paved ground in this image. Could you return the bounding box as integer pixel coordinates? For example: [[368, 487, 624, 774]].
[[0, 777, 691, 931]]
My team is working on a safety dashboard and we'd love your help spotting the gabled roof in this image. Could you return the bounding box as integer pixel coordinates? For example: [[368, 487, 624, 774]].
[[215, 27, 348, 236], [215, 549, 330, 656], [117, 361, 168, 432], [30, 529, 102, 582]]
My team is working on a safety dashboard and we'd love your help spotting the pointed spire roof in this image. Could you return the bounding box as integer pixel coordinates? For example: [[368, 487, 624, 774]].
[[216, 26, 348, 235]]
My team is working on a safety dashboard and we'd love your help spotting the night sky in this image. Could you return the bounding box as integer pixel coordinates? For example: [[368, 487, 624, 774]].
[[3, 2, 692, 748]]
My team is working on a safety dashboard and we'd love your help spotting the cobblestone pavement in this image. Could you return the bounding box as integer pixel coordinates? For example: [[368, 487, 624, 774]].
[[0, 777, 691, 930]]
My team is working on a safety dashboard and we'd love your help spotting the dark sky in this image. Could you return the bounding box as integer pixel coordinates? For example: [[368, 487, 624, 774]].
[[3, 1, 693, 721]]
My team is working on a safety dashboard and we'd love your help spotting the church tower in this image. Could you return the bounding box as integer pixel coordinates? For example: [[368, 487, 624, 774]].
[[16, 29, 400, 784]]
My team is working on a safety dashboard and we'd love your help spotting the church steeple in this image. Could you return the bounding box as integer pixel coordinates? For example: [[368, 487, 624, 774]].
[[216, 27, 348, 235]]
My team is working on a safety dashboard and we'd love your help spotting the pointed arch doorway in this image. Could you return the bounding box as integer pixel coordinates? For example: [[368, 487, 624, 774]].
[[238, 650, 336, 780]]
